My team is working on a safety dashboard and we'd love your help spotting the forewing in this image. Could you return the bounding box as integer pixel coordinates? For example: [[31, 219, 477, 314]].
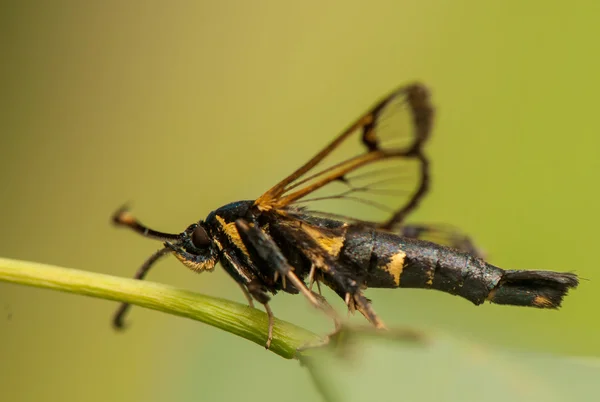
[[254, 83, 434, 228]]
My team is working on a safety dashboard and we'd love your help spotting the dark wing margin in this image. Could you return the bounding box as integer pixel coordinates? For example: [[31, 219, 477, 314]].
[[254, 83, 434, 228]]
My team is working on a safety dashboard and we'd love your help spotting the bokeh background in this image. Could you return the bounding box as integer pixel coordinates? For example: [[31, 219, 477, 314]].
[[1, 1, 599, 401]]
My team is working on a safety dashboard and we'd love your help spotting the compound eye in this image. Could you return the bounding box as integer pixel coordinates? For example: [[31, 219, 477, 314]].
[[191, 225, 211, 248]]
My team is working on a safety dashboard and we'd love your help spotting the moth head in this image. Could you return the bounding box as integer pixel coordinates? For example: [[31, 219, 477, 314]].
[[111, 206, 219, 274], [170, 222, 219, 273]]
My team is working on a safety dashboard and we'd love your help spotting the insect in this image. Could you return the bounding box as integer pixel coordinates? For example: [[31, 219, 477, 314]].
[[112, 83, 579, 348]]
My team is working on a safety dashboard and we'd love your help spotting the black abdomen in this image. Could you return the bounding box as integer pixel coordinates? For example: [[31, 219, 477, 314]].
[[344, 229, 577, 308]]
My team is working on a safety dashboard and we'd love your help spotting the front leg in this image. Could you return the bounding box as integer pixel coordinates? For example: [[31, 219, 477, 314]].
[[234, 219, 323, 311], [217, 245, 276, 349]]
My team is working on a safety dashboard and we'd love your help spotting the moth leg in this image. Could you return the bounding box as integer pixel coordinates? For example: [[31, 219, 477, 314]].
[[308, 263, 317, 290], [310, 290, 342, 330], [322, 272, 387, 329], [315, 279, 322, 295], [352, 291, 386, 329], [237, 282, 255, 308], [400, 223, 485, 258], [245, 279, 275, 349], [235, 219, 322, 310], [262, 302, 275, 349]]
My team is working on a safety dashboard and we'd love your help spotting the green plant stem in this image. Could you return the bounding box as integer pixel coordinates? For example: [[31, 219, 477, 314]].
[[0, 257, 320, 359]]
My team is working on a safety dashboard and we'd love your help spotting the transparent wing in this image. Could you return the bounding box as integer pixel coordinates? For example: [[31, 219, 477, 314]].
[[255, 83, 434, 228]]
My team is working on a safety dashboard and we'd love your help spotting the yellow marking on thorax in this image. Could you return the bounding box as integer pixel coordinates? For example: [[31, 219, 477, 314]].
[[384, 250, 406, 286], [300, 223, 347, 257], [215, 215, 250, 257]]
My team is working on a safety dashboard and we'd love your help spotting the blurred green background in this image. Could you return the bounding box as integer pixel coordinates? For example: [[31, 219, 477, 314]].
[[1, 1, 599, 401]]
